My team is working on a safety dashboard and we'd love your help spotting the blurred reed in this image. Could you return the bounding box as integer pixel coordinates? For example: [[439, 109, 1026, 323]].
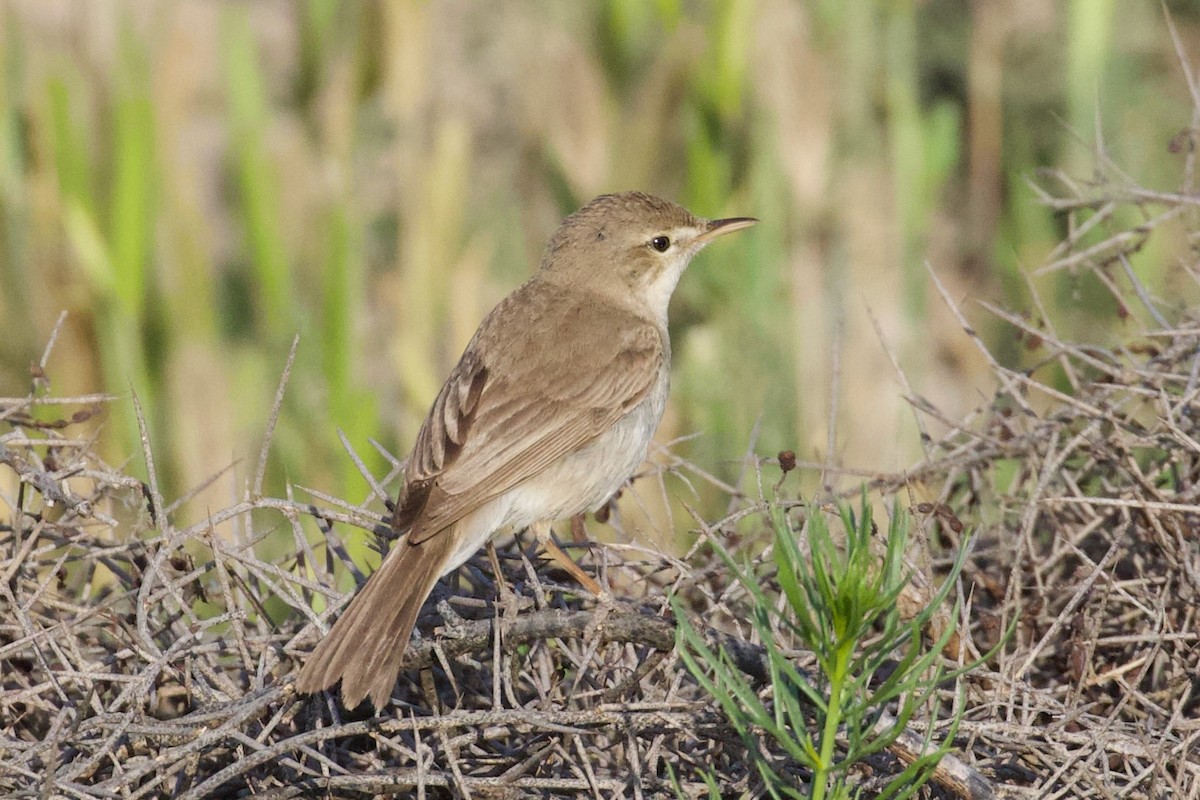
[[0, 0, 1196, 554]]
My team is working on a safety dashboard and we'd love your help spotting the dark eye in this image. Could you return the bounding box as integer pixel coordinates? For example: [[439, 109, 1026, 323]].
[[650, 236, 670, 252]]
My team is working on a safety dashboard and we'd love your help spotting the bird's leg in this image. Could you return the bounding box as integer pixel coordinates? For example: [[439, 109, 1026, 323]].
[[531, 519, 606, 596], [570, 513, 588, 543], [485, 540, 510, 595], [486, 540, 521, 612], [484, 541, 523, 656]]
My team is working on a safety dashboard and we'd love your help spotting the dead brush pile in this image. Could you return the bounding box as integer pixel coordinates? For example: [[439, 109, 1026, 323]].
[[3, 185, 1200, 798], [897, 280, 1200, 797]]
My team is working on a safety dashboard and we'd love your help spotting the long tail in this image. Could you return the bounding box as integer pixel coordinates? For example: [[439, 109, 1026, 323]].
[[295, 527, 455, 711]]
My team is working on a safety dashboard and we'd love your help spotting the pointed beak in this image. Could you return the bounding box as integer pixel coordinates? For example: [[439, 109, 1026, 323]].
[[696, 216, 758, 244]]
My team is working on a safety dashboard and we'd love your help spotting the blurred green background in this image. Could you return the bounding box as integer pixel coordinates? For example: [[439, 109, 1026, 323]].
[[1, 0, 1197, 550]]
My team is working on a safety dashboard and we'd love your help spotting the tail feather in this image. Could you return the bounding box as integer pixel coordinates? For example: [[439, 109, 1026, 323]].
[[296, 527, 456, 711]]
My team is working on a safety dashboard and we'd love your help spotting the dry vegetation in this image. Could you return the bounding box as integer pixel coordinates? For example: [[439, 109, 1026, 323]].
[[5, 5, 1200, 799], [5, 156, 1200, 796]]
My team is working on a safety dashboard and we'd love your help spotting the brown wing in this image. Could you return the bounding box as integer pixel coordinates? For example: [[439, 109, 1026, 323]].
[[394, 279, 663, 543], [390, 348, 488, 534]]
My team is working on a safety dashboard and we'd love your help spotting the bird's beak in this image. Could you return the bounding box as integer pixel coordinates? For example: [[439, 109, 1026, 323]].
[[696, 216, 758, 244]]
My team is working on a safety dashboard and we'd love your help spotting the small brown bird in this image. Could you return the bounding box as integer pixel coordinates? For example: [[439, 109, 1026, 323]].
[[296, 191, 756, 710]]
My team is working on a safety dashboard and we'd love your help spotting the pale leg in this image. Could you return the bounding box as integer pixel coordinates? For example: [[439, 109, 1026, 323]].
[[531, 519, 605, 596], [570, 513, 588, 543], [486, 540, 509, 594]]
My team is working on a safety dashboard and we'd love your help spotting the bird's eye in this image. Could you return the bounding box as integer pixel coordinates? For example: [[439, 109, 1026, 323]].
[[650, 236, 671, 252]]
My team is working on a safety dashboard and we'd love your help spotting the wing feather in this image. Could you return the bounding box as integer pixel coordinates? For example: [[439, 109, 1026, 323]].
[[397, 280, 663, 544]]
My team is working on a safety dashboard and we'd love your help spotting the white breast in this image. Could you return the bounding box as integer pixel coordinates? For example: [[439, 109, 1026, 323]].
[[438, 363, 670, 577], [506, 363, 669, 525]]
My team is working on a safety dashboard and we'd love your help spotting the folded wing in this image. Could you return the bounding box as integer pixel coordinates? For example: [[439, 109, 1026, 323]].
[[396, 281, 664, 544]]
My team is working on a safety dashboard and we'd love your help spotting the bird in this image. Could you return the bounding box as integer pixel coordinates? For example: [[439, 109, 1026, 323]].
[[295, 191, 756, 711]]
